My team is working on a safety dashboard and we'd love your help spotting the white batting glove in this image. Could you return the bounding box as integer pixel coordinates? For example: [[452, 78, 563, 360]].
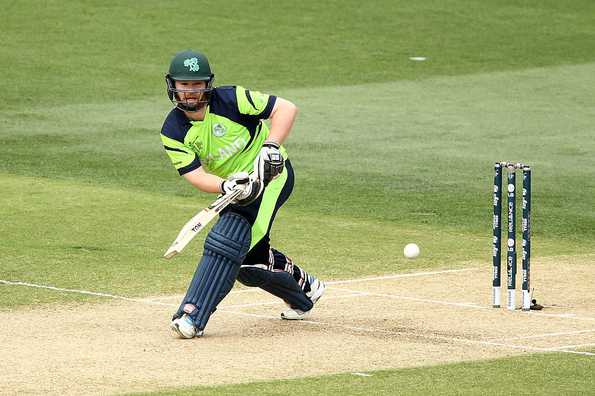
[[221, 172, 263, 206], [254, 141, 284, 186]]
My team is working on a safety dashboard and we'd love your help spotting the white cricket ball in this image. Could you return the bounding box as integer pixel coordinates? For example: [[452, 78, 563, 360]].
[[403, 243, 420, 259]]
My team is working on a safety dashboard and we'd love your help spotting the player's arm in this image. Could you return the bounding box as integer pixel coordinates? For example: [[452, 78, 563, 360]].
[[265, 97, 298, 145], [254, 97, 296, 185], [183, 167, 224, 193], [235, 88, 296, 184], [235, 87, 298, 144], [160, 128, 225, 193]]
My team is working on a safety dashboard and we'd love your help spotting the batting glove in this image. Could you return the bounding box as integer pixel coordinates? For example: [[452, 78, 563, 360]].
[[221, 172, 263, 206], [254, 141, 284, 186]]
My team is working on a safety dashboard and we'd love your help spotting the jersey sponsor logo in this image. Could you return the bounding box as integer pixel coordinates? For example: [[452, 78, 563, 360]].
[[212, 123, 227, 137], [204, 136, 249, 166], [183, 57, 200, 72]]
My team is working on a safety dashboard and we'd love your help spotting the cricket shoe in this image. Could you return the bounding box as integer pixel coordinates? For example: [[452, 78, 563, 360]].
[[281, 277, 326, 320], [170, 314, 204, 339]]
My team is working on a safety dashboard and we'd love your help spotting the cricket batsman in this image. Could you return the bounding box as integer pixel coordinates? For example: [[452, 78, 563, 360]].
[[160, 50, 326, 338]]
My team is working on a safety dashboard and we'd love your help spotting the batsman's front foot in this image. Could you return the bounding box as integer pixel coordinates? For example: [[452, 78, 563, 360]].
[[281, 277, 326, 321], [170, 314, 203, 339]]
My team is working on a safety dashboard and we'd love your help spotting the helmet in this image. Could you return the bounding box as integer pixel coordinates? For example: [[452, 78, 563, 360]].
[[165, 50, 215, 112]]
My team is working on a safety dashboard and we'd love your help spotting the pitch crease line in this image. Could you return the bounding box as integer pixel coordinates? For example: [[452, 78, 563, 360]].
[[0, 280, 177, 308], [332, 286, 595, 321], [1, 268, 472, 303], [546, 343, 595, 351], [333, 286, 489, 309], [4, 277, 594, 322], [141, 268, 474, 301], [496, 329, 595, 341], [326, 268, 474, 285]]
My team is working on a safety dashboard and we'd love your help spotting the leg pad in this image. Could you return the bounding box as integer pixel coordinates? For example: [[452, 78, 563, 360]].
[[176, 213, 251, 330]]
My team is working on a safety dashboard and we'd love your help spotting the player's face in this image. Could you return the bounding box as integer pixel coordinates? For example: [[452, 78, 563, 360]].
[[174, 80, 207, 107]]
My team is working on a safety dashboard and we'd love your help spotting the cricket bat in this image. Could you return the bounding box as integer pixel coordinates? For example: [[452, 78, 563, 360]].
[[163, 188, 243, 259]]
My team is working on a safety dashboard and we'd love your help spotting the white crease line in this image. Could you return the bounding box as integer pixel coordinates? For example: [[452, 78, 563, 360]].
[[140, 268, 475, 302], [0, 280, 176, 308], [4, 277, 594, 322], [496, 329, 595, 341], [141, 295, 184, 301], [546, 343, 595, 351], [219, 309, 595, 357], [0, 278, 360, 310], [468, 340, 595, 357], [333, 286, 490, 309], [326, 268, 475, 285], [333, 287, 595, 322]]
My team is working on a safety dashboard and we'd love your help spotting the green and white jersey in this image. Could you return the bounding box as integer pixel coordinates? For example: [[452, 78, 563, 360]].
[[160, 86, 286, 178]]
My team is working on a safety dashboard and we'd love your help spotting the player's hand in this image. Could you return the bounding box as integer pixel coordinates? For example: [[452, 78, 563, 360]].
[[221, 172, 263, 206], [254, 141, 284, 186]]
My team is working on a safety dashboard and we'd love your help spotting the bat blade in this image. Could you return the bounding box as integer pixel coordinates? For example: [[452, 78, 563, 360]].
[[163, 208, 217, 259], [163, 189, 243, 259]]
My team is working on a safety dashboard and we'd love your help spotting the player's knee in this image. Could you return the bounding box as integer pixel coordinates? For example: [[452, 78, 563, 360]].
[[237, 265, 269, 287], [204, 212, 251, 263]]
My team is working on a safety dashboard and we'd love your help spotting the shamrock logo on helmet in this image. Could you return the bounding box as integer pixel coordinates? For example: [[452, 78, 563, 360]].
[[183, 57, 200, 72]]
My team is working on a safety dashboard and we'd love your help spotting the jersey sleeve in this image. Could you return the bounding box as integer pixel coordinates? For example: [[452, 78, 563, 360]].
[[160, 109, 201, 175], [160, 134, 201, 175], [235, 86, 277, 119]]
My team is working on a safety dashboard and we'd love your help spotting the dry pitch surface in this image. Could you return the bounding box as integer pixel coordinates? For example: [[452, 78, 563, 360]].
[[1, 255, 594, 395]]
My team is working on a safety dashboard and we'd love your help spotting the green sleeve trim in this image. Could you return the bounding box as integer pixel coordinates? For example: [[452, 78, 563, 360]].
[[160, 134, 197, 169], [236, 86, 271, 116]]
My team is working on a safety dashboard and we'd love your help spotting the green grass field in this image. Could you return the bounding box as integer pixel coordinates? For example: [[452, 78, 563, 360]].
[[129, 352, 595, 396], [1, 0, 594, 394]]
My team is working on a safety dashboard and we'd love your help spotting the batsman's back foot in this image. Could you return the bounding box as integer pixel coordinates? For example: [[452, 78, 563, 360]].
[[307, 277, 326, 304], [170, 314, 203, 339], [281, 277, 326, 321]]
